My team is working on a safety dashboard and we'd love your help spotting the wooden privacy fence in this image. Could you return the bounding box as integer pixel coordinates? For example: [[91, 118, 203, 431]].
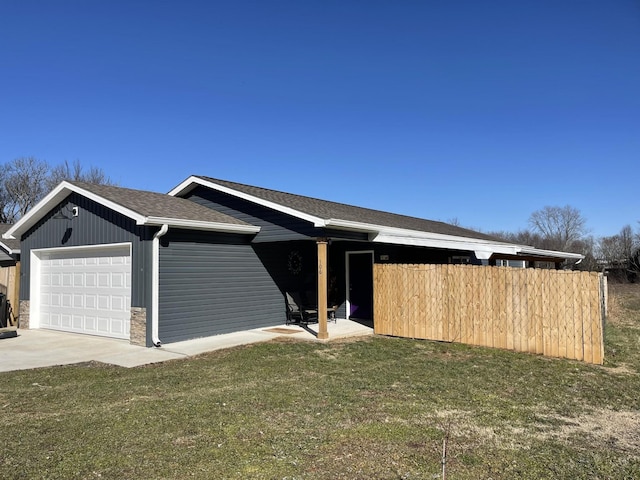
[[374, 264, 605, 365]]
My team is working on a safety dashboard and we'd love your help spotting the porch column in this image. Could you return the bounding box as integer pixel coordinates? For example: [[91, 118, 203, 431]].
[[317, 238, 329, 340]]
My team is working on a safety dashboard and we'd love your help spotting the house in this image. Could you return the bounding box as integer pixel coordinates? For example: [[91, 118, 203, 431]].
[[3, 176, 582, 347]]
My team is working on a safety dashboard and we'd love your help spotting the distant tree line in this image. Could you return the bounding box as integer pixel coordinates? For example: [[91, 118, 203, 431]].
[[0, 157, 114, 223], [488, 205, 640, 282]]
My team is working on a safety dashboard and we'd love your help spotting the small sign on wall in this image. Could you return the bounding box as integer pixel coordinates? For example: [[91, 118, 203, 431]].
[[379, 254, 389, 261]]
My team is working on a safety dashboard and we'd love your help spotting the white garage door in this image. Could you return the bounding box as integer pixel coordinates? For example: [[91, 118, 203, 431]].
[[39, 245, 132, 339]]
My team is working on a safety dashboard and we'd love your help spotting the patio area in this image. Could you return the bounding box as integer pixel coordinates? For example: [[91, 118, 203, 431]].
[[0, 318, 373, 372]]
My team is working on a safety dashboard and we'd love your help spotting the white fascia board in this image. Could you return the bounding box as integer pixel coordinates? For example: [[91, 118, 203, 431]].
[[330, 220, 583, 261], [324, 219, 381, 233], [326, 219, 518, 248], [3, 184, 71, 239], [517, 246, 584, 260], [168, 176, 327, 227], [144, 216, 260, 234], [3, 181, 260, 240], [327, 218, 521, 253], [167, 176, 200, 197], [168, 179, 584, 260], [372, 233, 520, 256], [326, 219, 523, 259], [4, 182, 147, 239], [373, 233, 583, 261], [0, 242, 19, 255]]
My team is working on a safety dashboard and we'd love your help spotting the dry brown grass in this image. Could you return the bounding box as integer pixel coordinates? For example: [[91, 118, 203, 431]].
[[607, 282, 640, 327], [535, 408, 640, 458]]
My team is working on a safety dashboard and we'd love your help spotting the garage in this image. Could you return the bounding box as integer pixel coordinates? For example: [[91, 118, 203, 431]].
[[35, 244, 132, 339]]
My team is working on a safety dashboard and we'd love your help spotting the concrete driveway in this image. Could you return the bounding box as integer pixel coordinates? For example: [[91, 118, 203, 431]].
[[0, 320, 373, 372]]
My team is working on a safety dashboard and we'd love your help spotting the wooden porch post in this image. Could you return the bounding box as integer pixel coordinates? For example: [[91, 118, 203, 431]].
[[317, 238, 329, 340]]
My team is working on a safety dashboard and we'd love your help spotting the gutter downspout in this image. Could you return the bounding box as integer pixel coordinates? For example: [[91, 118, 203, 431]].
[[152, 224, 169, 347]]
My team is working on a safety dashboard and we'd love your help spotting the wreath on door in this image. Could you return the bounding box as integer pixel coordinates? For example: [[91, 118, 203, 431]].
[[287, 250, 303, 275]]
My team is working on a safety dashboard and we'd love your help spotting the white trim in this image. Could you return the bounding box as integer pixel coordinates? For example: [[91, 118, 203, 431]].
[[144, 216, 260, 233], [372, 233, 520, 255], [30, 250, 42, 329], [3, 181, 259, 239], [371, 233, 583, 261], [345, 250, 374, 321], [517, 246, 584, 260], [29, 242, 133, 333], [31, 242, 132, 256], [0, 241, 19, 255], [327, 219, 517, 247], [168, 176, 327, 226], [5, 182, 145, 240], [168, 176, 583, 262]]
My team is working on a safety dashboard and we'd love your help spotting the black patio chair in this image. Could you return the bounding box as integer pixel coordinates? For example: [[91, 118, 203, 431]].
[[285, 292, 318, 325]]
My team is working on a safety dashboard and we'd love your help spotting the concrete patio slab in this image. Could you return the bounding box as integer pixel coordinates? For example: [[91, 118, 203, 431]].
[[0, 319, 373, 372]]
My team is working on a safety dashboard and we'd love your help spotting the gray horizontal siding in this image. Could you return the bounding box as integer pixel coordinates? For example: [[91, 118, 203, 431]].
[[20, 192, 153, 308], [158, 230, 284, 343], [183, 186, 368, 243]]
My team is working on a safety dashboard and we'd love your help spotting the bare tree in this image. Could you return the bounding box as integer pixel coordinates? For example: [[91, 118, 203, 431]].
[[488, 229, 545, 248], [47, 159, 113, 190], [1, 157, 114, 223], [571, 236, 599, 271], [592, 224, 640, 281], [528, 205, 588, 252], [598, 225, 636, 263], [2, 157, 50, 223]]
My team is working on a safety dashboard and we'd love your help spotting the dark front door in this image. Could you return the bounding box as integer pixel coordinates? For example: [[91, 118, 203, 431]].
[[348, 252, 373, 320]]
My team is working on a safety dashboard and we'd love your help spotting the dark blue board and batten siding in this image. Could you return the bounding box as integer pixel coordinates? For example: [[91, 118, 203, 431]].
[[158, 230, 284, 343], [19, 192, 153, 309]]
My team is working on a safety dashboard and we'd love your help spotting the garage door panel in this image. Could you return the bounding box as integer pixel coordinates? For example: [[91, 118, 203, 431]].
[[39, 246, 131, 339], [85, 295, 97, 309], [111, 295, 126, 311], [61, 294, 72, 308], [86, 273, 97, 287], [112, 272, 125, 288], [85, 316, 96, 330]]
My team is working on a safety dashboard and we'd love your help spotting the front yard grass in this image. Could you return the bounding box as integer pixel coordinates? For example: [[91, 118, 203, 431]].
[[1, 283, 639, 479]]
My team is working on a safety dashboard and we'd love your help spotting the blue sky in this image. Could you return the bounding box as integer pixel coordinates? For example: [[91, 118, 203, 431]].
[[1, 1, 638, 238]]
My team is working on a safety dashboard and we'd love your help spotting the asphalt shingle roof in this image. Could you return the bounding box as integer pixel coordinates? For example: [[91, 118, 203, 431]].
[[195, 176, 506, 242], [71, 181, 250, 227]]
